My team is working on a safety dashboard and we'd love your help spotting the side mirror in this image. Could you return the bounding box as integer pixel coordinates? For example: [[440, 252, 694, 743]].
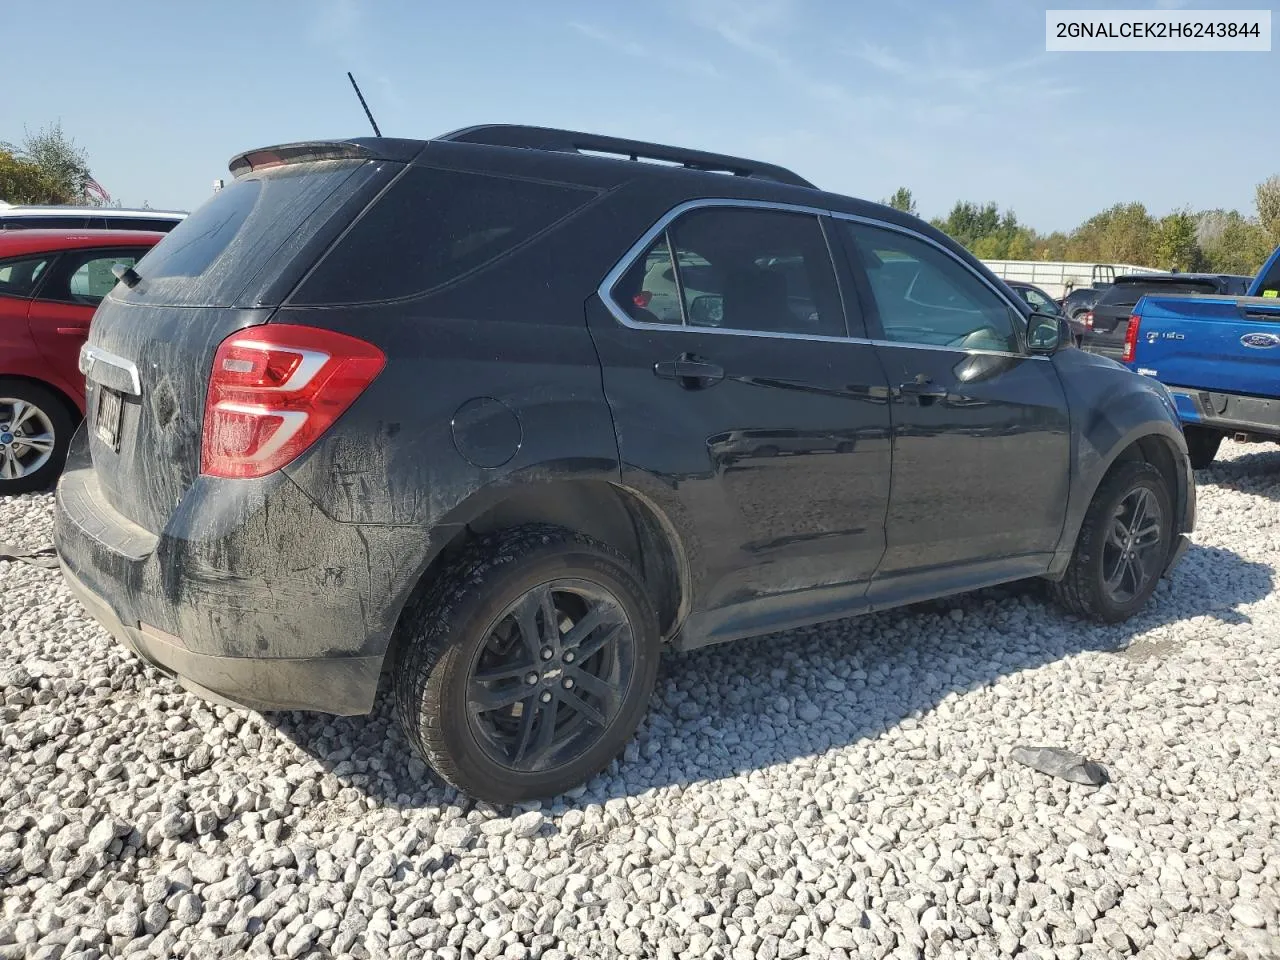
[[1027, 311, 1067, 354], [688, 294, 724, 327]]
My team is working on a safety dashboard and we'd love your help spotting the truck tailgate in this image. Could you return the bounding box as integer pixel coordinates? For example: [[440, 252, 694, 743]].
[[1131, 295, 1280, 396]]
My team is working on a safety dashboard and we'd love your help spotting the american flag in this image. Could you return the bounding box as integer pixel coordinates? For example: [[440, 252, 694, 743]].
[[84, 177, 111, 205]]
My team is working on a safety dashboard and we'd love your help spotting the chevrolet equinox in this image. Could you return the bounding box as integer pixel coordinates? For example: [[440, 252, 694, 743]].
[[55, 126, 1195, 802]]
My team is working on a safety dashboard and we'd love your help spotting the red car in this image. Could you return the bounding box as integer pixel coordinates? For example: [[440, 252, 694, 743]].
[[0, 229, 163, 492]]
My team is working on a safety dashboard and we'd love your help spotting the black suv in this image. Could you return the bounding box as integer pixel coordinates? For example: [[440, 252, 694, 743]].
[[55, 126, 1195, 802]]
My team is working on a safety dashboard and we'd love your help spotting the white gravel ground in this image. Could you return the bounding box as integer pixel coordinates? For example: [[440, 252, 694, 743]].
[[2, 441, 1279, 960]]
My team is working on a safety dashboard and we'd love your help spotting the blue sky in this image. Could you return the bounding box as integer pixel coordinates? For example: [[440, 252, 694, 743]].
[[2, 0, 1275, 232]]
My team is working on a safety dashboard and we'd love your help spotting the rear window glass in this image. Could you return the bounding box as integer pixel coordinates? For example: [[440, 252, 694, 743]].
[[1100, 280, 1218, 306], [119, 160, 375, 307], [292, 167, 598, 305]]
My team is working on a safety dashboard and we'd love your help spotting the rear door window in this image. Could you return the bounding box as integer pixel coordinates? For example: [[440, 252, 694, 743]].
[[68, 254, 141, 303], [36, 248, 148, 306], [0, 256, 52, 298], [611, 207, 847, 336], [118, 159, 382, 307], [292, 167, 599, 305]]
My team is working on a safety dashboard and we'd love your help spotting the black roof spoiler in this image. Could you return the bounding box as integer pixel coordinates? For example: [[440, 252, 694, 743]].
[[436, 124, 816, 189], [228, 138, 425, 178]]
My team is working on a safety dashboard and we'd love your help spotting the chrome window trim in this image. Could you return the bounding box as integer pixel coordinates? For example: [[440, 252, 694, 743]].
[[596, 197, 1049, 361]]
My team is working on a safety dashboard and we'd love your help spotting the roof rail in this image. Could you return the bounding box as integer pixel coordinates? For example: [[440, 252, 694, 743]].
[[436, 124, 816, 189]]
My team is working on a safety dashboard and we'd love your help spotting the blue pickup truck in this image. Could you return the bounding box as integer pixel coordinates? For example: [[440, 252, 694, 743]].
[[1122, 246, 1280, 467]]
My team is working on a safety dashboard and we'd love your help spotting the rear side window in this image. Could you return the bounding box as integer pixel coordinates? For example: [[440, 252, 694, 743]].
[[120, 159, 377, 307], [0, 256, 51, 297], [293, 167, 598, 305]]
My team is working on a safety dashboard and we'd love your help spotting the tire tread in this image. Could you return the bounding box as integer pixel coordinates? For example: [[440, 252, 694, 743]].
[[393, 523, 652, 801], [1052, 460, 1171, 623]]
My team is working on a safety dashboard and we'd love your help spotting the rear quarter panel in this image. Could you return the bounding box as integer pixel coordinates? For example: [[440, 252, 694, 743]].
[[278, 304, 621, 527]]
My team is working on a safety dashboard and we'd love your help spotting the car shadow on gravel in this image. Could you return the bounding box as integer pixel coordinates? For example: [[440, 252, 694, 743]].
[[1202, 446, 1280, 498], [265, 540, 1272, 813]]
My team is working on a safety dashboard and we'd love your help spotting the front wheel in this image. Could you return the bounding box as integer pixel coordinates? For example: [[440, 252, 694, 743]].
[[394, 525, 661, 803], [1053, 461, 1174, 623], [1183, 426, 1223, 470], [0, 381, 75, 495]]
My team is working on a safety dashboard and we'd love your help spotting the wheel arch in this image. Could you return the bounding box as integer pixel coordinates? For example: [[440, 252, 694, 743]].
[[385, 476, 691, 664], [1049, 418, 1192, 579], [0, 373, 84, 421]]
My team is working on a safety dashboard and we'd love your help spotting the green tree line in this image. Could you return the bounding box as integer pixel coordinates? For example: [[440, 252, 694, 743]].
[[1, 122, 98, 205], [883, 178, 1280, 276]]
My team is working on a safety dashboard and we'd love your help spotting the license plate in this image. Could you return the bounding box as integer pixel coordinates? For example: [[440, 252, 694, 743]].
[[95, 387, 123, 450]]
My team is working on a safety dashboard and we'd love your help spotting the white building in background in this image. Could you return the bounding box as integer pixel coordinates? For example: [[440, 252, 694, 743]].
[[981, 260, 1162, 298]]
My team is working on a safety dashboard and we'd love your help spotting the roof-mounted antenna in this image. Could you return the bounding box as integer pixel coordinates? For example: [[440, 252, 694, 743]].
[[347, 72, 382, 137]]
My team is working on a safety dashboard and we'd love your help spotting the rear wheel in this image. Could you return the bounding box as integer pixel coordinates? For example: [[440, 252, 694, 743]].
[[0, 381, 74, 495], [1053, 461, 1173, 623], [1183, 426, 1223, 470], [394, 525, 660, 803]]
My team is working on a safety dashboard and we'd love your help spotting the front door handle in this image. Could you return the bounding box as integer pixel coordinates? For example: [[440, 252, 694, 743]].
[[898, 377, 949, 403], [654, 353, 725, 389]]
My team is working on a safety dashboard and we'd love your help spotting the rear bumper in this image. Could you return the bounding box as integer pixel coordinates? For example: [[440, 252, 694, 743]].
[[53, 426, 442, 716], [1169, 386, 1280, 438], [60, 561, 381, 715]]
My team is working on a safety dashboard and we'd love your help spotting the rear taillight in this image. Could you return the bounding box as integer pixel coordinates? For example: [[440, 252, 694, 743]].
[[1121, 314, 1141, 363], [201, 324, 385, 479], [1081, 311, 1094, 329]]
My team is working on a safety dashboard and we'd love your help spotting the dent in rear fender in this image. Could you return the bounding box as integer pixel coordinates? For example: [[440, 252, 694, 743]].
[[156, 474, 439, 659]]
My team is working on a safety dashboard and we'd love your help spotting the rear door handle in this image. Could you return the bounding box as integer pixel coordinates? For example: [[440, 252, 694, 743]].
[[654, 353, 725, 388], [56, 326, 90, 336]]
